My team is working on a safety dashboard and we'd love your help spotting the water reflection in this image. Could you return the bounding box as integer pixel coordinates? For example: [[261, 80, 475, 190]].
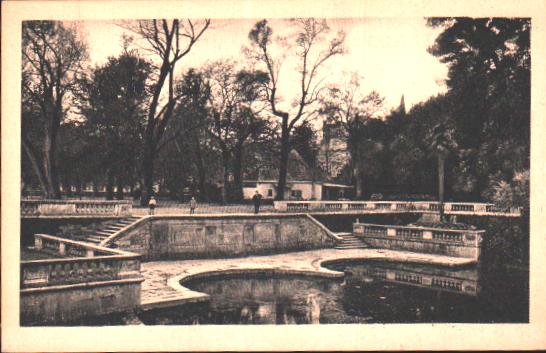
[[306, 292, 321, 324], [134, 261, 527, 325], [338, 261, 480, 296]]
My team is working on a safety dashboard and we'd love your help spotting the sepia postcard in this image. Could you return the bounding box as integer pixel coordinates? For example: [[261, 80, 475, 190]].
[[2, 0, 546, 351]]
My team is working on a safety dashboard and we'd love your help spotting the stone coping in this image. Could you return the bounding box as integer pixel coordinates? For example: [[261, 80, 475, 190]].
[[24, 234, 139, 265], [354, 222, 486, 233], [20, 277, 145, 294], [101, 213, 341, 246], [277, 200, 447, 204], [21, 199, 132, 204], [139, 248, 476, 310]]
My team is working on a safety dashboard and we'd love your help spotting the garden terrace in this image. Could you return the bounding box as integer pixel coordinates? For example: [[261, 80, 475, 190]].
[[353, 222, 485, 260], [274, 200, 521, 217], [20, 234, 143, 325], [21, 199, 132, 218]]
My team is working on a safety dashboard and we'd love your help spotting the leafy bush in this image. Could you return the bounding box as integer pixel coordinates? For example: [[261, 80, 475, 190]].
[[485, 170, 529, 212]]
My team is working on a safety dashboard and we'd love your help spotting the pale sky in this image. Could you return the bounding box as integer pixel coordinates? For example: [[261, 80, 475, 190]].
[[79, 18, 448, 113]]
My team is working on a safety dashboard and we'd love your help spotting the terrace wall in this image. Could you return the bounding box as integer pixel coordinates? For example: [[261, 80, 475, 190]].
[[21, 234, 143, 325], [108, 214, 336, 260], [353, 223, 484, 261]]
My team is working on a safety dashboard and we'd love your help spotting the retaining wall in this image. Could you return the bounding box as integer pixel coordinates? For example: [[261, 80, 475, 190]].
[[108, 214, 336, 260], [354, 223, 484, 261], [21, 234, 143, 325]]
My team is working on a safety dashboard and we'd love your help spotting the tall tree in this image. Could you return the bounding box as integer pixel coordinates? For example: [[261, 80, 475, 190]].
[[22, 21, 88, 198], [124, 19, 211, 205], [77, 51, 153, 199], [426, 116, 458, 221], [246, 19, 345, 200], [319, 74, 384, 198], [204, 60, 269, 202], [160, 68, 213, 201], [428, 18, 530, 196]]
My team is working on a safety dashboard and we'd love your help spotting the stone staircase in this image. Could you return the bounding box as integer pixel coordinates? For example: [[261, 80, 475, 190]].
[[334, 232, 369, 250], [72, 216, 142, 245]]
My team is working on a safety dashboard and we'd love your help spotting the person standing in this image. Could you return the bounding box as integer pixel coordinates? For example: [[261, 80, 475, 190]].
[[189, 196, 197, 214], [148, 196, 157, 215], [252, 190, 262, 214]]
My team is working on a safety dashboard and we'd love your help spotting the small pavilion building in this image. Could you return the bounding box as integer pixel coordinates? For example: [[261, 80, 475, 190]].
[[243, 150, 353, 201]]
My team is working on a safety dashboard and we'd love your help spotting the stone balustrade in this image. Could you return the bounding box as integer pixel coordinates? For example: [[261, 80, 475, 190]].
[[21, 234, 142, 289], [356, 263, 479, 295], [274, 200, 521, 217], [21, 234, 144, 325], [21, 199, 132, 218], [353, 222, 484, 260]]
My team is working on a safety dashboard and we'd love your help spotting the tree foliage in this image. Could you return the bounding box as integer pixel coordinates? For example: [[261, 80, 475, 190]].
[[22, 21, 88, 198], [246, 19, 346, 199]]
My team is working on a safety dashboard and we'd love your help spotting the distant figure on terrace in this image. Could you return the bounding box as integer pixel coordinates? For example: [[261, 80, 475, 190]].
[[252, 190, 262, 214], [189, 197, 197, 214], [148, 196, 157, 215]]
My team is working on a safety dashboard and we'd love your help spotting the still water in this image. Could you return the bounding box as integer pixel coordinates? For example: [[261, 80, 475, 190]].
[[135, 260, 528, 325]]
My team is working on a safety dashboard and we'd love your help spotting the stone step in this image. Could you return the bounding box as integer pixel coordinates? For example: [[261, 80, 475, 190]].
[[87, 235, 107, 242], [116, 221, 133, 226], [81, 237, 102, 244], [96, 230, 116, 236], [335, 245, 368, 249], [105, 225, 125, 231]]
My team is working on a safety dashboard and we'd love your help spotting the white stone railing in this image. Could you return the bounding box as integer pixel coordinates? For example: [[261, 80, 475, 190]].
[[353, 222, 484, 247], [21, 199, 132, 218], [274, 200, 521, 216], [21, 234, 142, 288]]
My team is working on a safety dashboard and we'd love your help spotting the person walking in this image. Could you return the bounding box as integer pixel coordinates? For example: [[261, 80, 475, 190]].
[[148, 196, 157, 215], [252, 190, 262, 214], [189, 196, 197, 214]]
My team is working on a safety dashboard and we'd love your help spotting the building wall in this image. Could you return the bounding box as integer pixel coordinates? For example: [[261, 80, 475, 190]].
[[243, 182, 277, 200], [243, 182, 323, 200], [289, 183, 322, 200], [111, 215, 335, 260]]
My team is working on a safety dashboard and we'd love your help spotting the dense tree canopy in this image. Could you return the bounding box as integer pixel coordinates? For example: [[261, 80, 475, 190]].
[[21, 18, 529, 212]]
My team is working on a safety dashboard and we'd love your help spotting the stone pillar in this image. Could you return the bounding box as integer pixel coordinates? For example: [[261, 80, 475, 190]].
[[59, 243, 66, 256], [34, 236, 43, 250], [423, 230, 433, 240], [86, 250, 94, 258]]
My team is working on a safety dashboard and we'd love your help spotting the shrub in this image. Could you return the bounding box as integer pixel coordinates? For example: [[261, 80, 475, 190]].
[[485, 170, 529, 212]]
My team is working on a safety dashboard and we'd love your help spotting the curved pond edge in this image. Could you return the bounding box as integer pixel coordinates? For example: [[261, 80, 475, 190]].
[[141, 249, 477, 311]]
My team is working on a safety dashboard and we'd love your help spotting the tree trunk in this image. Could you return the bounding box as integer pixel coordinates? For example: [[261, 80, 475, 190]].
[[22, 138, 48, 197], [116, 175, 124, 200], [76, 180, 82, 200], [93, 180, 99, 197], [140, 146, 156, 206], [220, 150, 230, 204], [106, 168, 115, 200], [42, 128, 61, 199], [438, 155, 445, 222], [276, 119, 290, 201], [232, 144, 244, 202], [192, 136, 208, 202], [352, 146, 363, 199], [354, 162, 363, 199]]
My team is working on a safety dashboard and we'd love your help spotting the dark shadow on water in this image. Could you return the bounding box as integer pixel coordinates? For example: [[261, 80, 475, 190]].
[[133, 260, 528, 325]]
